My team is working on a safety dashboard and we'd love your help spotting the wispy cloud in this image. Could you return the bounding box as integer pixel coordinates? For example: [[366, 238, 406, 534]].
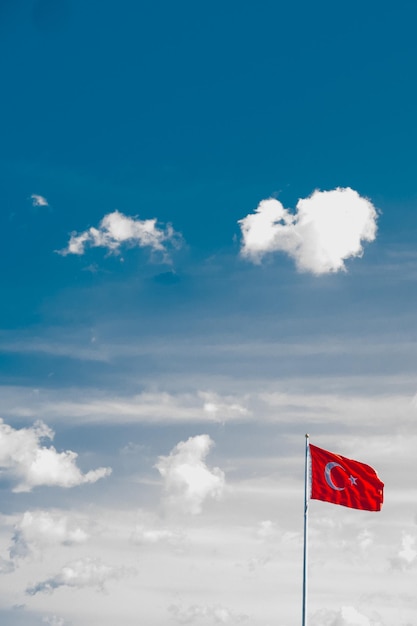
[[156, 435, 225, 514], [42, 617, 67, 626], [131, 525, 185, 547], [1, 388, 251, 425], [0, 556, 14, 574], [390, 532, 417, 570], [311, 605, 381, 626], [200, 391, 250, 421], [10, 510, 89, 561], [0, 419, 111, 492], [26, 557, 128, 595], [0, 383, 413, 434], [168, 602, 248, 624], [59, 210, 182, 260], [238, 187, 378, 274], [30, 194, 49, 207]]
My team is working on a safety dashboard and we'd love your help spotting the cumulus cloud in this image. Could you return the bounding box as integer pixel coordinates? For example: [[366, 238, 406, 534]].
[[59, 210, 181, 260], [10, 510, 89, 560], [238, 187, 378, 274], [168, 603, 248, 624], [0, 418, 111, 492], [26, 557, 128, 595], [155, 435, 225, 514], [31, 194, 49, 207]]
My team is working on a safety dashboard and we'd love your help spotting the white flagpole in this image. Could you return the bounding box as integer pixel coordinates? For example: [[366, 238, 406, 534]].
[[302, 433, 309, 626]]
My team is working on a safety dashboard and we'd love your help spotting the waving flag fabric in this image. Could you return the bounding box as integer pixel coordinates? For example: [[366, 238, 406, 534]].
[[309, 444, 384, 511]]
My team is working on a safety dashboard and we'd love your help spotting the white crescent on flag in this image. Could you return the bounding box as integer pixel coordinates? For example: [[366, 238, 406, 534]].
[[324, 462, 346, 491]]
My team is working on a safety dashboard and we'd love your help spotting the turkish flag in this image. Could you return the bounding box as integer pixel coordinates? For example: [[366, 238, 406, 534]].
[[309, 444, 384, 511]]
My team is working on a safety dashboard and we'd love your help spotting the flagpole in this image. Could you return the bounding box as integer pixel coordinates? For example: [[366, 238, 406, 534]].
[[302, 433, 309, 626]]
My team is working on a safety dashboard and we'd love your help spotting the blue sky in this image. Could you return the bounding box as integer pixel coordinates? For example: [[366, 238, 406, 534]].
[[1, 1, 417, 625]]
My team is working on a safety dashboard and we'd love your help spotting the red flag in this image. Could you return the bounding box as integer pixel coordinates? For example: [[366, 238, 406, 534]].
[[309, 444, 384, 511]]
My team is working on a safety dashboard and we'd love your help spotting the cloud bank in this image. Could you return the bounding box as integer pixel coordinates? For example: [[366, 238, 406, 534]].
[[60, 210, 181, 259], [0, 419, 111, 492], [238, 187, 378, 274], [156, 435, 225, 514]]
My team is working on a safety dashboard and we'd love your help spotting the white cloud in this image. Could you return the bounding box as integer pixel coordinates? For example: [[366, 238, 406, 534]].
[[254, 519, 299, 545], [59, 210, 181, 259], [390, 533, 417, 570], [10, 510, 89, 560], [168, 603, 248, 624], [0, 418, 111, 492], [200, 392, 250, 421], [2, 388, 251, 425], [155, 435, 225, 514], [30, 194, 49, 207], [26, 557, 125, 595], [42, 616, 67, 626], [0, 557, 14, 574], [357, 528, 374, 551], [255, 520, 294, 543], [131, 525, 185, 547], [1, 382, 414, 439], [238, 187, 378, 274], [311, 606, 382, 626], [256, 519, 276, 540]]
